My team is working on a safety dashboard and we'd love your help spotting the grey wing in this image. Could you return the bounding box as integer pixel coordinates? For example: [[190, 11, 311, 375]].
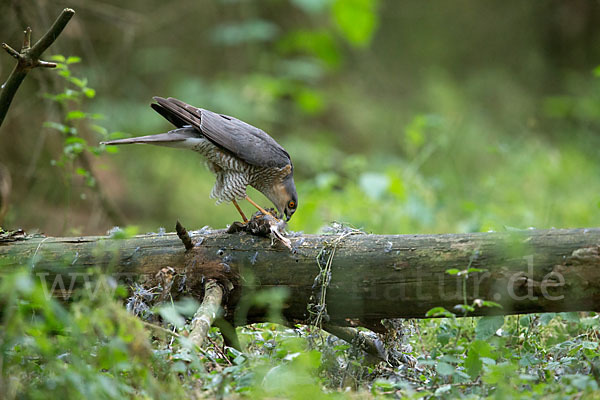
[[153, 97, 292, 169]]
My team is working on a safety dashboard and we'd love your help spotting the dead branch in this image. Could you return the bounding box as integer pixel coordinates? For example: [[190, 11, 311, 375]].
[[2, 228, 600, 332], [0, 8, 75, 127], [188, 279, 225, 348]]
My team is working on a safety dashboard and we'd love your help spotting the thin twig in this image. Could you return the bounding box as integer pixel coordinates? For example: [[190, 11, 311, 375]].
[[28, 9, 75, 60]]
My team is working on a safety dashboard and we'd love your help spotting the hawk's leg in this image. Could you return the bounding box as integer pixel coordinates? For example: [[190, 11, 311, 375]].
[[232, 199, 248, 223], [245, 195, 279, 221]]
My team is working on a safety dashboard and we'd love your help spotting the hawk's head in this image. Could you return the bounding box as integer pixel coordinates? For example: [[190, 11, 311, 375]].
[[268, 173, 297, 222]]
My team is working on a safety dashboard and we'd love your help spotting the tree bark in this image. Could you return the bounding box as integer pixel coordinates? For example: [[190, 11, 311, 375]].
[[1, 228, 600, 330]]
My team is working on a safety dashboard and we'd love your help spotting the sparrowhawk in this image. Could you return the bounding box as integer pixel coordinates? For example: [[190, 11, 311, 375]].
[[101, 97, 298, 222]]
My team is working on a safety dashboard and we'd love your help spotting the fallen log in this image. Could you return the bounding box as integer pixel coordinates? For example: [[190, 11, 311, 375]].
[[1, 227, 600, 331]]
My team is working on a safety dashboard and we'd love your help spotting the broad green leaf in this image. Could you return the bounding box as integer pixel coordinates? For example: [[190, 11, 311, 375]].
[[436, 361, 454, 376], [560, 312, 580, 323], [332, 0, 378, 47], [475, 316, 504, 340], [540, 313, 556, 325], [465, 349, 482, 379], [519, 315, 531, 327]]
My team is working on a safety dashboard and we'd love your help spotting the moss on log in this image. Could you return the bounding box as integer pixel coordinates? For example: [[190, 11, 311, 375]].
[[1, 228, 600, 330]]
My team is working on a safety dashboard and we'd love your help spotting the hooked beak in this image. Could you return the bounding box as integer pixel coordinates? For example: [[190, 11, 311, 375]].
[[283, 208, 293, 222]]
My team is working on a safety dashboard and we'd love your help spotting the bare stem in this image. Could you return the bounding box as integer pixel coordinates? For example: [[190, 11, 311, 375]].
[[28, 9, 75, 60], [36, 60, 57, 68], [1, 44, 20, 59]]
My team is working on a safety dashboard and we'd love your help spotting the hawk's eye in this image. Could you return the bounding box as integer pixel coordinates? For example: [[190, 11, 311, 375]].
[[288, 200, 296, 209]]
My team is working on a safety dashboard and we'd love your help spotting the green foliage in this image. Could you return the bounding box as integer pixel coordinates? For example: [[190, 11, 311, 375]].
[[331, 0, 379, 47], [3, 2, 600, 398], [43, 55, 126, 199], [0, 269, 186, 399]]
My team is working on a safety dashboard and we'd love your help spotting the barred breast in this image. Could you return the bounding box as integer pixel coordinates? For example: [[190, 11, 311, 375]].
[[188, 137, 281, 204]]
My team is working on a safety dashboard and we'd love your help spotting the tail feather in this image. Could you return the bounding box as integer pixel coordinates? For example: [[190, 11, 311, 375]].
[[151, 102, 187, 128], [101, 129, 199, 146]]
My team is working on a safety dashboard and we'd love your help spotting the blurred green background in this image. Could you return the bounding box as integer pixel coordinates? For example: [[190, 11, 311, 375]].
[[1, 0, 599, 236]]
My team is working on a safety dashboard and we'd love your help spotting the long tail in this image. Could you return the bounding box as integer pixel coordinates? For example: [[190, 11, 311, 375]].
[[100, 128, 198, 146]]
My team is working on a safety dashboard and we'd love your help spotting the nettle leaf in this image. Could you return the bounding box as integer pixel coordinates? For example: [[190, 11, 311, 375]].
[[436, 361, 454, 376], [540, 313, 556, 325], [475, 316, 504, 340], [560, 312, 580, 323], [465, 340, 494, 379]]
